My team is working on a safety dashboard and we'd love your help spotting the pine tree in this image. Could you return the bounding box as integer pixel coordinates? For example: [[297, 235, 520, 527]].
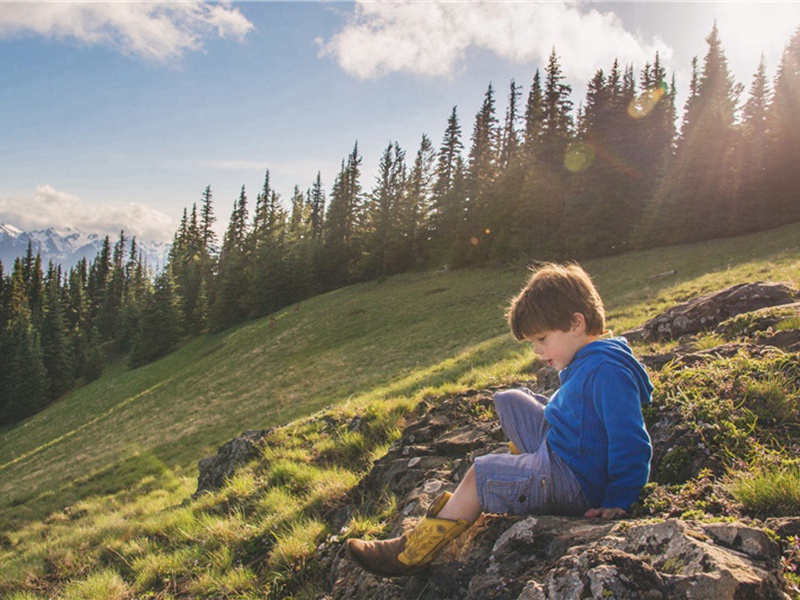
[[512, 51, 574, 259], [308, 172, 326, 242], [0, 306, 47, 424], [541, 49, 574, 169], [200, 185, 218, 253], [362, 141, 407, 277], [210, 186, 250, 330], [322, 143, 363, 287], [499, 79, 522, 170], [404, 134, 436, 266], [766, 27, 800, 223], [40, 262, 73, 399], [129, 267, 182, 367], [248, 172, 290, 317], [463, 84, 500, 264], [428, 107, 466, 265], [87, 235, 112, 331], [737, 55, 771, 230]]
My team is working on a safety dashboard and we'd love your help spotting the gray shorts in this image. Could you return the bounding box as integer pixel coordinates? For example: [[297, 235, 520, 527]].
[[474, 388, 590, 516]]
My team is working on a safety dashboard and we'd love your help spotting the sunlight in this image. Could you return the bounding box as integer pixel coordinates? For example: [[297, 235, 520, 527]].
[[714, 3, 800, 78]]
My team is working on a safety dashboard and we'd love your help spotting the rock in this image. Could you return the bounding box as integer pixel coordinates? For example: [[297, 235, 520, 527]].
[[193, 429, 273, 498], [634, 282, 799, 341], [326, 387, 788, 599]]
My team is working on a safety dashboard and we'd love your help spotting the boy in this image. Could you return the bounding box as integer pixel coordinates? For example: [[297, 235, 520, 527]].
[[348, 263, 653, 577]]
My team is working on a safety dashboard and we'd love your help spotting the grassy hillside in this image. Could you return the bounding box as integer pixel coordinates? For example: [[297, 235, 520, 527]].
[[1, 223, 799, 598]]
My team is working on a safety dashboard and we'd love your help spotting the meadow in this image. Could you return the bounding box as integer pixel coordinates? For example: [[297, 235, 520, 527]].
[[1, 222, 799, 598]]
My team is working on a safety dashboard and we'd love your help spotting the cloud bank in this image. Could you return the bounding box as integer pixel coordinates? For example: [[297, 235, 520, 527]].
[[0, 0, 253, 62], [319, 1, 672, 83], [0, 185, 176, 243]]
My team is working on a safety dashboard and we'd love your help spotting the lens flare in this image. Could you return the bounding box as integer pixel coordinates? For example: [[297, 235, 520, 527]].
[[628, 83, 667, 119], [470, 236, 479, 246], [564, 142, 596, 172]]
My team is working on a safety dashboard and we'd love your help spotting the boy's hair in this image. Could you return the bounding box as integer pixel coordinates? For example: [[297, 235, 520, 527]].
[[507, 262, 606, 341]]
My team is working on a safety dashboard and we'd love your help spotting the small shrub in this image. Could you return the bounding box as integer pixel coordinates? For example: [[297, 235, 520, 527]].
[[728, 467, 800, 517]]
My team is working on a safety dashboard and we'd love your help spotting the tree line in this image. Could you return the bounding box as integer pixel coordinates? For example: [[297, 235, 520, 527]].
[[1, 25, 798, 426]]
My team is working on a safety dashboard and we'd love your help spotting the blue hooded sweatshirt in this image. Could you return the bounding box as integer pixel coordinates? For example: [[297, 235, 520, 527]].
[[543, 337, 653, 511]]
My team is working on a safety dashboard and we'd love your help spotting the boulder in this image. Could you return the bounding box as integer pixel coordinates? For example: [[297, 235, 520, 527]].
[[193, 428, 273, 498], [629, 282, 798, 341]]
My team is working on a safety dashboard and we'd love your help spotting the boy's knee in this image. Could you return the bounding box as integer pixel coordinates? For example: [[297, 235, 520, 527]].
[[493, 388, 528, 411]]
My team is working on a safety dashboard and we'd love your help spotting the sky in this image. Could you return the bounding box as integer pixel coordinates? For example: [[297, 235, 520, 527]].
[[0, 0, 798, 244]]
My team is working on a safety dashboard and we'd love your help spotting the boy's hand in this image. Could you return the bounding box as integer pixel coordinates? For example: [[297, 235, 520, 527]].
[[584, 507, 627, 519]]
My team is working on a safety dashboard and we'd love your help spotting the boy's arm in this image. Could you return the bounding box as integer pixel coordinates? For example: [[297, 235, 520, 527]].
[[591, 363, 652, 512]]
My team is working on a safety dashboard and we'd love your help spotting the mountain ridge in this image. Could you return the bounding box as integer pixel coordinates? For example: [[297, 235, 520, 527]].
[[0, 222, 169, 270]]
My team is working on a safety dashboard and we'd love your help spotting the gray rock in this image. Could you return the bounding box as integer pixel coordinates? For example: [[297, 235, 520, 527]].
[[631, 282, 799, 341], [327, 388, 788, 599], [193, 428, 273, 498]]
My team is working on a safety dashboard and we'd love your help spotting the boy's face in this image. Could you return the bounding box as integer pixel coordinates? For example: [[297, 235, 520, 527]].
[[526, 314, 595, 371]]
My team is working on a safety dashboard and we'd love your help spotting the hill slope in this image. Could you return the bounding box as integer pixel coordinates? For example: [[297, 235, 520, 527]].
[[1, 223, 799, 531]]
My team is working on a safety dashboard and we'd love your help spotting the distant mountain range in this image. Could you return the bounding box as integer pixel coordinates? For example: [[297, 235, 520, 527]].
[[0, 223, 170, 272]]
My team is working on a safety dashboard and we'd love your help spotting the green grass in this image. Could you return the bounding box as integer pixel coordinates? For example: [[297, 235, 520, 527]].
[[0, 222, 799, 598], [728, 467, 800, 517]]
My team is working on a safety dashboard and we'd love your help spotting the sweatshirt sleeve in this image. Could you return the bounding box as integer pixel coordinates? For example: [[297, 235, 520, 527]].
[[591, 363, 652, 510]]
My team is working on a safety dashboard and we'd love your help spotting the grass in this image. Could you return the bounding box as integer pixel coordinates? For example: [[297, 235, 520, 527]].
[[0, 222, 799, 598], [728, 467, 800, 517]]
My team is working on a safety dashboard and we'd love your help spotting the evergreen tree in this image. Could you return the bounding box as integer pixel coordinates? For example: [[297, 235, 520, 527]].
[[464, 84, 500, 264], [0, 312, 47, 424], [428, 107, 466, 265], [541, 49, 574, 169], [362, 141, 407, 277], [40, 262, 73, 399], [87, 235, 112, 337], [211, 186, 251, 330], [322, 143, 363, 287], [200, 185, 218, 254], [512, 51, 574, 259], [737, 55, 772, 230], [766, 27, 800, 224], [124, 238, 154, 349], [404, 134, 436, 267], [248, 171, 290, 317], [649, 23, 743, 244], [129, 267, 182, 367], [308, 172, 326, 242]]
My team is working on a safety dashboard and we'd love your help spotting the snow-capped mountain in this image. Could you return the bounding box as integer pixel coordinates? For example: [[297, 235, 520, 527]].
[[0, 224, 170, 271]]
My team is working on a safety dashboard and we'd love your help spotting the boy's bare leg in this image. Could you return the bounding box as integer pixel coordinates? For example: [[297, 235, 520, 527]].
[[436, 465, 482, 524]]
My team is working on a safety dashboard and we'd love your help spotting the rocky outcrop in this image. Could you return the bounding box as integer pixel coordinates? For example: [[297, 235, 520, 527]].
[[624, 282, 798, 341], [193, 428, 273, 498], [326, 386, 788, 599]]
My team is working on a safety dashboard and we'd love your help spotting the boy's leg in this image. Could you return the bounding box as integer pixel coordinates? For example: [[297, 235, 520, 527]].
[[436, 465, 481, 524], [493, 388, 550, 453]]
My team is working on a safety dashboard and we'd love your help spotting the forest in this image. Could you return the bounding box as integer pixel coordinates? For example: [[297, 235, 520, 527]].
[[0, 24, 798, 425]]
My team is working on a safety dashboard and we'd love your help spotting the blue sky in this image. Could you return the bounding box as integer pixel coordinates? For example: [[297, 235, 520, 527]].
[[1, 1, 798, 243]]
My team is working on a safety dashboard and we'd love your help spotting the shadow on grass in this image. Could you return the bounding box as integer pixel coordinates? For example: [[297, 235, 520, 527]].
[[0, 451, 183, 533]]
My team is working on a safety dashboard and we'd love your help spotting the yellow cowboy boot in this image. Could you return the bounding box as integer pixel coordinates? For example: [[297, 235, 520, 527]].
[[347, 492, 469, 577], [509, 441, 521, 455]]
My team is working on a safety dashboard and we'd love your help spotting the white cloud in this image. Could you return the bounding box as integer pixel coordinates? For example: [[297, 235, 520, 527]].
[[0, 0, 253, 63], [0, 185, 176, 242], [318, 1, 672, 83]]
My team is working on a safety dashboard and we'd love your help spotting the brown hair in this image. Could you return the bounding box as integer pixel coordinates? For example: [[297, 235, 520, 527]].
[[506, 262, 606, 341]]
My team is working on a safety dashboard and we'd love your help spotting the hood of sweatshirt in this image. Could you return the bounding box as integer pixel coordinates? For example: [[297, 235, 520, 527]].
[[560, 336, 653, 405]]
